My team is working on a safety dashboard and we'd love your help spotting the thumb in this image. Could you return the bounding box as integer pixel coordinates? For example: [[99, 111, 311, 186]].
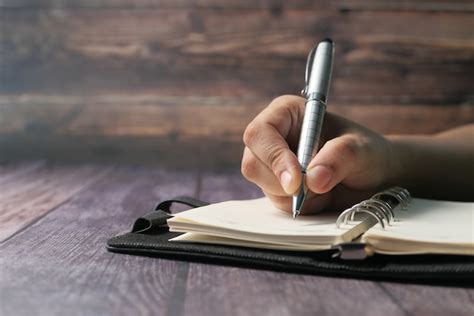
[[306, 135, 364, 194]]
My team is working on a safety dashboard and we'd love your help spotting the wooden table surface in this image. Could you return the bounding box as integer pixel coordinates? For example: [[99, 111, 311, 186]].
[[1, 161, 473, 316]]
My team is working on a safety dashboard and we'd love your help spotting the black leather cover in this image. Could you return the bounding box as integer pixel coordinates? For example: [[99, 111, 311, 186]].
[[107, 197, 474, 286]]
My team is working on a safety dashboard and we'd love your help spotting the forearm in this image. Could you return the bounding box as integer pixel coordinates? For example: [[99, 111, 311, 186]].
[[387, 124, 474, 201]]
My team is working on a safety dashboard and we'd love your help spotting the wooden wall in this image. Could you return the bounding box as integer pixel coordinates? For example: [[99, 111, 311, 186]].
[[1, 1, 473, 167]]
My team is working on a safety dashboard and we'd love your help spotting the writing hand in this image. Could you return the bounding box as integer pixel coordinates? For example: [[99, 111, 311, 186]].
[[241, 95, 395, 214]]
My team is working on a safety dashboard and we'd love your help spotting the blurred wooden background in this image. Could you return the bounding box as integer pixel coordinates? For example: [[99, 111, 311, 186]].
[[1, 0, 473, 168]]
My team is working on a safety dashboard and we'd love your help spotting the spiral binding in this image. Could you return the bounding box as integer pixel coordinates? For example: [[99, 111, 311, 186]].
[[336, 187, 411, 230]]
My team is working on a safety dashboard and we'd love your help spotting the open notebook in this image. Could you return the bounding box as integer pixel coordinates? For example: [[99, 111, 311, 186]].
[[168, 192, 474, 256]]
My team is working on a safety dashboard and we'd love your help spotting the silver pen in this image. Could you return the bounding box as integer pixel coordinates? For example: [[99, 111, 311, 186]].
[[292, 39, 335, 218]]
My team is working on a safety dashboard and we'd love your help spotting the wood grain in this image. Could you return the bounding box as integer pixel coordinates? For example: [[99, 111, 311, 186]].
[[198, 169, 263, 203], [379, 283, 474, 315], [1, 1, 473, 165], [0, 94, 474, 137], [0, 164, 473, 315], [0, 163, 110, 241], [0, 94, 472, 166], [1, 0, 474, 12], [0, 165, 199, 316], [1, 95, 472, 138], [184, 266, 406, 316], [0, 160, 44, 182], [2, 9, 473, 105]]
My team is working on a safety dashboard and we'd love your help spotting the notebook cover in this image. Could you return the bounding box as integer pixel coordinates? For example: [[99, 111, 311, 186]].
[[106, 197, 474, 285]]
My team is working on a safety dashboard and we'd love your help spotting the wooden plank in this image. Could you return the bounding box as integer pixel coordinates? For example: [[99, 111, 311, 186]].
[[0, 95, 262, 140], [0, 163, 110, 241], [198, 169, 263, 203], [0, 93, 472, 144], [1, 0, 473, 12], [1, 3, 473, 168], [336, 1, 474, 12], [0, 134, 244, 168], [0, 165, 199, 315], [1, 10, 473, 105], [379, 283, 474, 315], [0, 165, 472, 315], [0, 95, 472, 166], [0, 160, 44, 183], [182, 170, 408, 316], [1, 95, 473, 138], [184, 266, 409, 316]]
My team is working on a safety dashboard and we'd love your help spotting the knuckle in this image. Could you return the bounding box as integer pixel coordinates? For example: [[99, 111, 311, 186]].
[[241, 154, 258, 180], [271, 94, 302, 105], [266, 146, 286, 175], [271, 95, 289, 105], [271, 95, 304, 112], [242, 122, 259, 147], [327, 136, 359, 162]]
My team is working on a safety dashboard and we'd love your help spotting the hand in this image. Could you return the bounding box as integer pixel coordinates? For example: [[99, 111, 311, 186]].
[[241, 95, 396, 214]]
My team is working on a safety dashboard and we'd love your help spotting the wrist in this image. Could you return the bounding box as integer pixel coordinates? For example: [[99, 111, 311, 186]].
[[385, 135, 414, 189], [385, 134, 435, 194]]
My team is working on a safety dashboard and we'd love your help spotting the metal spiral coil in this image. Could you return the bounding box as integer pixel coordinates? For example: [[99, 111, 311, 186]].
[[336, 187, 411, 230]]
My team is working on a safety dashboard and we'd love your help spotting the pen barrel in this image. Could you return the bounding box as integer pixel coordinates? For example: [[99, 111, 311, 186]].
[[306, 41, 334, 102], [296, 100, 326, 171]]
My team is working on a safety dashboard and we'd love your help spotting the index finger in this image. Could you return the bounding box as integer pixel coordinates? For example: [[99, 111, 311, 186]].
[[243, 96, 304, 194]]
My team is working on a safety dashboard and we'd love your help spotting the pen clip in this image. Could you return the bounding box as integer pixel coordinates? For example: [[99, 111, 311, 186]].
[[301, 43, 318, 98]]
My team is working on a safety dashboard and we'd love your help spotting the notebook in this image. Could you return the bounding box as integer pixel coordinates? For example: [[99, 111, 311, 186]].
[[106, 188, 474, 283], [167, 189, 474, 256]]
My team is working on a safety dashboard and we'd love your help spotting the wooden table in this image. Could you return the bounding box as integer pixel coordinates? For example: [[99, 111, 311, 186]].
[[1, 161, 473, 316]]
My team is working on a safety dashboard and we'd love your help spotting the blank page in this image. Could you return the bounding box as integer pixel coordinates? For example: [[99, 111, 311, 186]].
[[168, 197, 369, 245], [362, 198, 474, 254]]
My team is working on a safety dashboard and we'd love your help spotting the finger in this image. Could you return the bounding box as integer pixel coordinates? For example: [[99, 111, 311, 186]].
[[299, 191, 333, 215], [244, 98, 301, 194], [253, 95, 305, 150], [243, 122, 301, 194], [262, 191, 291, 212], [328, 185, 378, 211], [263, 190, 332, 215], [241, 147, 287, 196], [306, 134, 364, 194]]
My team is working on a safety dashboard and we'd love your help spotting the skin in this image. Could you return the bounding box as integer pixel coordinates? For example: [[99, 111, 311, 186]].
[[241, 95, 474, 215]]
